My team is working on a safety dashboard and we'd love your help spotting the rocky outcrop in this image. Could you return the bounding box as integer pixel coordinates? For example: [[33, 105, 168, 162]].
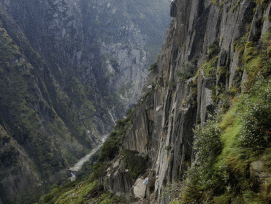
[[103, 158, 134, 199], [170, 1, 177, 18], [134, 178, 147, 199], [104, 0, 271, 203], [89, 0, 171, 105], [250, 161, 271, 188]]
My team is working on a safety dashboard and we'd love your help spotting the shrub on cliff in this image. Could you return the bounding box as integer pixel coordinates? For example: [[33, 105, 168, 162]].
[[122, 149, 148, 178], [177, 62, 196, 82], [180, 116, 222, 203], [98, 109, 134, 162], [194, 116, 222, 163], [148, 62, 158, 71], [240, 78, 271, 149], [91, 109, 134, 179]]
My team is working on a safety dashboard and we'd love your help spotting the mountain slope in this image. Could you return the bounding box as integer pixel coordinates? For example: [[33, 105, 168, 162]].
[[0, 0, 171, 203], [0, 12, 93, 203]]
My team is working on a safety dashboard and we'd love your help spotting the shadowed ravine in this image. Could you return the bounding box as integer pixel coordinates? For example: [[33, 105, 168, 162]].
[[69, 134, 109, 181]]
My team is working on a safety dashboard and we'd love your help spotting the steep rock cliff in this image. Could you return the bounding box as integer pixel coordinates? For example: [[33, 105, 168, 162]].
[[104, 0, 271, 203]]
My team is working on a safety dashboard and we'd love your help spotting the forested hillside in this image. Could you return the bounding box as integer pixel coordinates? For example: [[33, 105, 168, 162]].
[[0, 0, 170, 203]]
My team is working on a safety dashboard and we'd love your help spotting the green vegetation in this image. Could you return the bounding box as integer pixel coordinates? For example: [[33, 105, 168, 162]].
[[0, 9, 109, 203], [38, 178, 127, 204], [202, 56, 219, 77], [179, 117, 223, 203], [37, 108, 136, 203], [171, 81, 271, 203], [194, 117, 222, 163], [207, 42, 220, 60], [89, 109, 134, 179], [0, 21, 70, 174], [122, 149, 148, 178], [99, 109, 134, 163], [149, 62, 158, 71], [76, 150, 101, 180], [240, 79, 271, 150], [177, 62, 196, 82], [169, 28, 271, 204], [0, 0, 170, 202]]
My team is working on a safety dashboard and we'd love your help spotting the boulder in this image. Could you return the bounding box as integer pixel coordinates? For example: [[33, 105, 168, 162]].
[[250, 161, 271, 186], [133, 178, 147, 199]]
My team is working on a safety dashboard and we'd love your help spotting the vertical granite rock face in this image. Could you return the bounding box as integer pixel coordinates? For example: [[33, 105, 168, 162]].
[[105, 0, 271, 203]]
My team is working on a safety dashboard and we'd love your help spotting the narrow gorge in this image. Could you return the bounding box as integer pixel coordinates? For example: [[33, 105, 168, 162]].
[[2, 0, 271, 203], [0, 0, 170, 203]]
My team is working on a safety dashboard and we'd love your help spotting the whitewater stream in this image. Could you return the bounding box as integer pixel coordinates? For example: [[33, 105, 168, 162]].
[[69, 134, 109, 181]]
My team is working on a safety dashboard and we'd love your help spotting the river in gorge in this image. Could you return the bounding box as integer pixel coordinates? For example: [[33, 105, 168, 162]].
[[69, 134, 109, 181]]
